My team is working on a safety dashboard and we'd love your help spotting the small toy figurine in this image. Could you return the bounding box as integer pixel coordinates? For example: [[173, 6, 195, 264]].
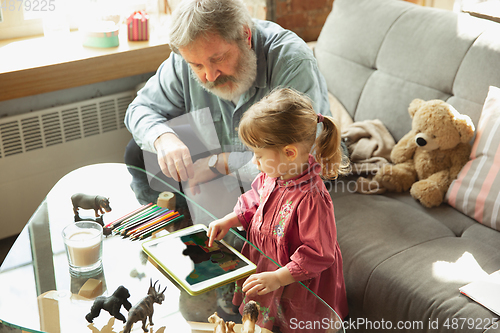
[[71, 193, 111, 227], [241, 301, 260, 333], [208, 301, 260, 333], [72, 193, 111, 218], [123, 279, 167, 333], [208, 312, 235, 333], [85, 285, 132, 323]]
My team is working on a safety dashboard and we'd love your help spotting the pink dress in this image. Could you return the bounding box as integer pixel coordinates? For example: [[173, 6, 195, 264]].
[[233, 155, 348, 332]]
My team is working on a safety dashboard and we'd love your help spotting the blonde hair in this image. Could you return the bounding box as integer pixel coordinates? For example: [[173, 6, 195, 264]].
[[239, 88, 350, 179]]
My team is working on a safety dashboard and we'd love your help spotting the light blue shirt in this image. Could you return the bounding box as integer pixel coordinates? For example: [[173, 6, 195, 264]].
[[125, 19, 331, 183]]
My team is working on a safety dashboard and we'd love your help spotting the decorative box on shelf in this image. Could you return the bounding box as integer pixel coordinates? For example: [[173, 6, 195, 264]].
[[127, 11, 149, 41], [81, 21, 120, 48]]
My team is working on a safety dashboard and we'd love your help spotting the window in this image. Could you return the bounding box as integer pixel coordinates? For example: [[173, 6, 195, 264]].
[[0, 0, 153, 40], [0, 1, 44, 39]]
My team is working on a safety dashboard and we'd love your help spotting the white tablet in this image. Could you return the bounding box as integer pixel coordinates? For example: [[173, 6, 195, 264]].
[[142, 224, 256, 296]]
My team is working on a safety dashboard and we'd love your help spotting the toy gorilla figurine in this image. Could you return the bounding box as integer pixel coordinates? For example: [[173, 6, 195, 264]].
[[85, 285, 132, 323]]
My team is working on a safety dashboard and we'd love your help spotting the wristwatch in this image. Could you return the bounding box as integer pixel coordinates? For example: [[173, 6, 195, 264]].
[[208, 154, 221, 175]]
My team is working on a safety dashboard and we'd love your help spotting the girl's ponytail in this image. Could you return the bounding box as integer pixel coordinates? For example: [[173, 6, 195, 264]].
[[314, 115, 351, 179]]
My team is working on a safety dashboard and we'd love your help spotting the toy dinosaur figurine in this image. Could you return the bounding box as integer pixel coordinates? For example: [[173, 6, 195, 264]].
[[123, 279, 167, 333], [208, 312, 235, 333], [85, 285, 132, 323], [71, 193, 111, 219]]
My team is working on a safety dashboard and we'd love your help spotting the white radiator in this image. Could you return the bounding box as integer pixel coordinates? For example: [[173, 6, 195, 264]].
[[0, 91, 135, 239]]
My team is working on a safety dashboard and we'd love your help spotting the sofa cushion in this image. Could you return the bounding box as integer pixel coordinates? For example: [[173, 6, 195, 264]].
[[316, 0, 500, 142], [331, 191, 454, 308], [362, 238, 500, 332], [446, 86, 500, 230], [328, 92, 353, 131]]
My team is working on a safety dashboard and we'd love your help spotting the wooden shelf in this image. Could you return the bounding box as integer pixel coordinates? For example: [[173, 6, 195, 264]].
[[0, 23, 171, 101]]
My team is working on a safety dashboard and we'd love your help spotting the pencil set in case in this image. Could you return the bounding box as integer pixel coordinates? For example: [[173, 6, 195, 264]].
[[105, 203, 184, 240]]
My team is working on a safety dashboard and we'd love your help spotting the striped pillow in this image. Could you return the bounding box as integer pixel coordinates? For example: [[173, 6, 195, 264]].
[[446, 86, 500, 230]]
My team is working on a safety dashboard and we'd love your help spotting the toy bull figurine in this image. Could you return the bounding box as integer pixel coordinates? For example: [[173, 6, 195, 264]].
[[123, 279, 166, 333]]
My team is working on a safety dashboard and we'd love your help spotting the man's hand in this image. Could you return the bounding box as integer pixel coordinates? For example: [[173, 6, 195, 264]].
[[154, 133, 194, 182], [187, 156, 220, 195]]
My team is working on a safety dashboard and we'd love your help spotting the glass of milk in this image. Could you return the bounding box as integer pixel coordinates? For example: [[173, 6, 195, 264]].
[[62, 221, 103, 277]]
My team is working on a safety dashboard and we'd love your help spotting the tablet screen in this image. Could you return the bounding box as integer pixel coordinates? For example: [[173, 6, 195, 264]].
[[143, 226, 252, 289]]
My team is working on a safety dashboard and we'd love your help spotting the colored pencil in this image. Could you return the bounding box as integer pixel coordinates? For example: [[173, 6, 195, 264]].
[[119, 208, 172, 235], [123, 210, 173, 236], [128, 212, 180, 238], [126, 211, 178, 236], [105, 203, 153, 228], [113, 205, 161, 234], [108, 202, 185, 240], [132, 215, 184, 240], [138, 215, 184, 239], [111, 204, 156, 230]]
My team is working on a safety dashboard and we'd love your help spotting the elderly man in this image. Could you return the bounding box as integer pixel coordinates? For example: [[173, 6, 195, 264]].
[[124, 0, 332, 218]]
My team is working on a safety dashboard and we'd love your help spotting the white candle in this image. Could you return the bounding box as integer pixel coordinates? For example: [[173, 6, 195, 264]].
[[62, 222, 103, 273], [65, 228, 102, 267]]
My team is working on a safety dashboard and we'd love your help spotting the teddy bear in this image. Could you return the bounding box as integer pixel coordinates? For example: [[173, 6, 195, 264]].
[[357, 98, 475, 208]]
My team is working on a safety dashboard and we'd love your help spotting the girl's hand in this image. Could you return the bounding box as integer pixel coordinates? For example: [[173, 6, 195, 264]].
[[207, 220, 230, 248], [207, 212, 241, 248], [242, 267, 295, 296], [242, 272, 282, 296]]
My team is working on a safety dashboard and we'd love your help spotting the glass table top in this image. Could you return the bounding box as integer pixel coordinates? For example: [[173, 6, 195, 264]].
[[0, 163, 344, 333]]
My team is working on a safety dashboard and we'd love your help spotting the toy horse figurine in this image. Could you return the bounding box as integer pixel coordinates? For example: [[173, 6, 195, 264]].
[[208, 312, 235, 333], [71, 193, 111, 228], [208, 301, 260, 333], [123, 279, 167, 333]]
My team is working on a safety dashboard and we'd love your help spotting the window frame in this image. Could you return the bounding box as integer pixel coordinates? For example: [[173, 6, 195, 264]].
[[0, 4, 43, 40]]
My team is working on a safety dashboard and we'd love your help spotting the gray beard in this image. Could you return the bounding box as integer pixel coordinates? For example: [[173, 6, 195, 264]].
[[191, 45, 258, 101]]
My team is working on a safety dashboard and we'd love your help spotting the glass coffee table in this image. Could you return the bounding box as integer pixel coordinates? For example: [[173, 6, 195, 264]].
[[0, 163, 344, 333]]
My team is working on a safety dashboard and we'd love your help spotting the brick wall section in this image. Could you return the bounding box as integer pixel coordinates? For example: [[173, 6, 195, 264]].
[[245, 0, 268, 19], [275, 0, 334, 42]]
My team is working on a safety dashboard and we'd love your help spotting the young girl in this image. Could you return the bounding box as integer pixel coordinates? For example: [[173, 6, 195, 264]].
[[207, 88, 350, 332]]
